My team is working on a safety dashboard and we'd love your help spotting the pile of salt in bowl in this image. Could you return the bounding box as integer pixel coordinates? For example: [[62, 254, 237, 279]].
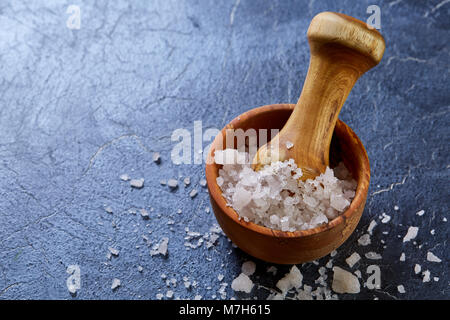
[[215, 149, 357, 231]]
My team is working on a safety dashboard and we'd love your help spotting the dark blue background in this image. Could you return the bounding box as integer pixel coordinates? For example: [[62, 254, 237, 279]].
[[0, 0, 448, 299]]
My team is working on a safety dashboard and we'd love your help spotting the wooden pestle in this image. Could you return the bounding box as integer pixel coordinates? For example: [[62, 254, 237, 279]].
[[252, 12, 385, 180]]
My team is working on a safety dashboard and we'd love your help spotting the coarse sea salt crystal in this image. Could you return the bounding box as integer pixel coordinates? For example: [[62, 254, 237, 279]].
[[397, 285, 405, 293], [153, 152, 161, 163], [120, 174, 130, 181], [241, 261, 256, 276], [150, 237, 169, 256], [167, 179, 178, 188], [111, 278, 121, 290], [130, 178, 144, 189], [231, 273, 254, 293], [367, 220, 377, 235], [358, 234, 371, 246], [414, 264, 421, 274], [332, 267, 360, 294], [365, 252, 382, 260], [422, 270, 431, 282], [403, 226, 418, 242], [426, 252, 441, 263], [399, 252, 405, 261], [276, 265, 303, 294], [416, 210, 425, 216], [345, 253, 361, 268], [285, 141, 294, 149]]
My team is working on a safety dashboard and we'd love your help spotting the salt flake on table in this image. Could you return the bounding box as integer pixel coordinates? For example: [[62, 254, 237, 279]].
[[403, 226, 418, 242], [231, 273, 254, 293], [332, 267, 360, 294], [426, 251, 441, 263]]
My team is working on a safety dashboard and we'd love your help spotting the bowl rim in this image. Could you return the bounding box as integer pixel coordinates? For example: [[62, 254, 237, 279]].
[[205, 103, 370, 239]]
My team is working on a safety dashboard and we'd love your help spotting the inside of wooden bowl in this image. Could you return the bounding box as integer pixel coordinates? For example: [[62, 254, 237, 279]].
[[206, 103, 369, 237]]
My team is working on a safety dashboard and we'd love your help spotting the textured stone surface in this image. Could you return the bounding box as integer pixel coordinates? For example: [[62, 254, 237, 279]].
[[0, 0, 448, 299]]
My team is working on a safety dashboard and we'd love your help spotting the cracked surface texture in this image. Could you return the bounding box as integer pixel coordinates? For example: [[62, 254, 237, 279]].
[[0, 0, 448, 299]]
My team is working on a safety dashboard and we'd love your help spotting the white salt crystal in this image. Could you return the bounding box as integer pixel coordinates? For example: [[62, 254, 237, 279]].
[[345, 252, 361, 268], [285, 141, 294, 149], [189, 189, 198, 198], [397, 285, 405, 293], [194, 295, 202, 300], [367, 220, 377, 235], [130, 178, 144, 189], [422, 270, 431, 282], [105, 206, 113, 214], [167, 179, 178, 188], [183, 177, 191, 186], [199, 179, 207, 187], [152, 152, 161, 163], [166, 290, 174, 298], [399, 252, 405, 261], [416, 210, 425, 216], [394, 205, 399, 211], [276, 266, 303, 294], [380, 213, 391, 223], [160, 179, 167, 185], [365, 252, 382, 260], [241, 261, 256, 276], [231, 273, 254, 293], [218, 274, 224, 281], [332, 267, 360, 294], [150, 237, 169, 256], [414, 264, 421, 274], [140, 208, 149, 218], [430, 229, 435, 235], [111, 278, 121, 290], [330, 250, 338, 257], [108, 247, 119, 256], [137, 266, 143, 272], [358, 234, 371, 246], [156, 293, 164, 300], [426, 252, 441, 263], [403, 226, 418, 242], [433, 277, 439, 282], [120, 174, 130, 181]]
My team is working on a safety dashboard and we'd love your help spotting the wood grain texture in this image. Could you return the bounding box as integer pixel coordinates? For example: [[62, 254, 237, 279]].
[[253, 12, 385, 180]]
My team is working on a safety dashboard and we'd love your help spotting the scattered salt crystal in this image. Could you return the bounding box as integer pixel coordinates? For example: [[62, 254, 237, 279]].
[[150, 237, 169, 256], [160, 179, 167, 185], [354, 270, 362, 278], [365, 252, 382, 260], [111, 278, 121, 290], [137, 266, 143, 272], [397, 285, 405, 293], [345, 252, 361, 268], [108, 247, 119, 256], [199, 179, 207, 187], [194, 295, 202, 300], [367, 220, 377, 235], [168, 179, 178, 188], [330, 250, 338, 257], [285, 141, 294, 149], [422, 270, 431, 282], [394, 205, 399, 211], [416, 210, 425, 216], [241, 261, 256, 276], [358, 234, 371, 246], [183, 177, 191, 186], [105, 206, 113, 214], [140, 208, 149, 219], [130, 178, 144, 189], [189, 189, 198, 198], [156, 293, 164, 300], [433, 277, 439, 282], [231, 273, 254, 293], [414, 264, 421, 274], [380, 213, 391, 223], [403, 226, 418, 242], [430, 229, 435, 235], [218, 274, 224, 281], [426, 252, 441, 263], [152, 152, 161, 163], [166, 290, 174, 298], [276, 266, 303, 294], [399, 252, 405, 261], [332, 267, 360, 294], [120, 174, 130, 181]]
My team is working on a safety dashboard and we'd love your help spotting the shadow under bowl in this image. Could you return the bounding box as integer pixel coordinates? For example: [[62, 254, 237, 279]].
[[205, 104, 370, 264]]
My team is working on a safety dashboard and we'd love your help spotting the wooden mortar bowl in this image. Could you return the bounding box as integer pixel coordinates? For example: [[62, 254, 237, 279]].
[[205, 104, 370, 264]]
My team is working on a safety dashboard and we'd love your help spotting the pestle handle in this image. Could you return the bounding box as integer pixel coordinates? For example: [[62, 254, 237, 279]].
[[254, 12, 385, 179]]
